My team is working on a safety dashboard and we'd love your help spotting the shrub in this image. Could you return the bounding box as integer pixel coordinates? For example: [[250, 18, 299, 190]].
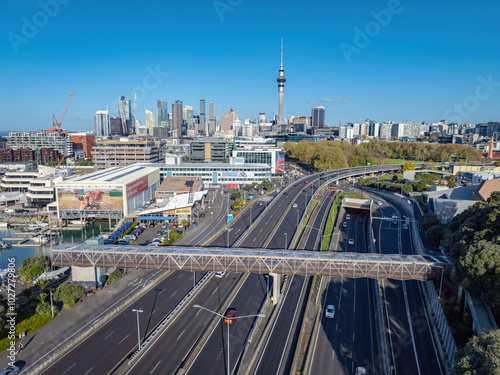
[[54, 283, 86, 308], [107, 269, 123, 284]]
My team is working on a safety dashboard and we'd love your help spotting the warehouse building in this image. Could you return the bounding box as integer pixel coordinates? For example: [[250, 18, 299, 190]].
[[55, 164, 160, 220]]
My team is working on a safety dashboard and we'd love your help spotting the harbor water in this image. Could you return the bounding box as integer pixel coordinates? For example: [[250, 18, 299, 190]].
[[0, 220, 113, 268]]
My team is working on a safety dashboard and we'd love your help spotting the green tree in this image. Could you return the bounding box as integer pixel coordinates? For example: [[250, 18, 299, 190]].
[[402, 162, 415, 171], [448, 179, 456, 188], [392, 175, 399, 182], [54, 283, 86, 308], [36, 278, 49, 292], [107, 269, 123, 284], [262, 181, 272, 190], [231, 189, 241, 200], [401, 184, 413, 195], [420, 213, 441, 232], [21, 288, 32, 300], [180, 219, 188, 229], [451, 329, 500, 374], [425, 225, 444, 247], [37, 292, 48, 304]]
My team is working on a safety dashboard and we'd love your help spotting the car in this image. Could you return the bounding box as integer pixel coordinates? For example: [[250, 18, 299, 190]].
[[320, 177, 325, 180], [377, 201, 383, 206], [283, 192, 288, 195], [346, 214, 351, 220], [162, 231, 169, 236], [0, 366, 20, 375], [303, 188, 308, 192], [200, 213, 206, 217], [343, 221, 347, 228], [292, 203, 298, 208], [325, 304, 335, 319], [348, 239, 355, 246], [162, 223, 167, 228], [259, 202, 263, 206], [172, 224, 178, 228], [178, 224, 183, 228], [355, 367, 367, 375], [358, 218, 363, 223], [304, 181, 309, 184], [177, 230, 183, 235], [192, 221, 197, 227], [224, 308, 238, 324], [392, 214, 399, 225], [215, 271, 226, 278], [156, 231, 162, 235]]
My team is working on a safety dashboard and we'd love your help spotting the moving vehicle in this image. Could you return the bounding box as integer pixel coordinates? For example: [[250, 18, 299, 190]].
[[325, 304, 335, 319], [304, 181, 309, 184], [215, 271, 226, 278], [346, 214, 351, 220], [292, 203, 298, 208], [392, 214, 398, 225], [343, 221, 347, 228], [348, 239, 355, 246], [224, 308, 238, 324], [377, 201, 383, 206], [355, 367, 367, 375]]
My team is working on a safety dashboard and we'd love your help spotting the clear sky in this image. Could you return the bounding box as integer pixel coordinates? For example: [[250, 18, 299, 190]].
[[1, 0, 499, 131]]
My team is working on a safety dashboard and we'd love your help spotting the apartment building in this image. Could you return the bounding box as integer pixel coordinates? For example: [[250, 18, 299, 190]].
[[92, 138, 160, 169]]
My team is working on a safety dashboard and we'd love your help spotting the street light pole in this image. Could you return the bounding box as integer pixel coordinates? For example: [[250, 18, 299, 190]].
[[132, 309, 143, 351], [193, 305, 265, 375]]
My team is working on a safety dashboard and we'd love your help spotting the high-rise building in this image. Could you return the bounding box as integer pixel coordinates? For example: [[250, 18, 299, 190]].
[[229, 108, 238, 124], [312, 106, 325, 128], [220, 114, 232, 131], [110, 117, 125, 136], [184, 106, 194, 129], [157, 100, 168, 128], [200, 100, 206, 134], [276, 39, 287, 124], [146, 110, 156, 135], [118, 96, 133, 135], [208, 102, 216, 135], [172, 100, 183, 138], [94, 110, 110, 137], [258, 113, 266, 124]]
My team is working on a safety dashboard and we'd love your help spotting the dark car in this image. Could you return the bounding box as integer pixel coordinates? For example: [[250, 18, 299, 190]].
[[224, 308, 238, 324], [303, 188, 308, 192]]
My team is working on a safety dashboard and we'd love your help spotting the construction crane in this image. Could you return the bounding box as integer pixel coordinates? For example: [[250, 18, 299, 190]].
[[52, 89, 76, 128]]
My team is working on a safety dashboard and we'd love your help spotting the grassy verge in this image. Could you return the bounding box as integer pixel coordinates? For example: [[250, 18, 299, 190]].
[[303, 200, 319, 228], [321, 193, 344, 250]]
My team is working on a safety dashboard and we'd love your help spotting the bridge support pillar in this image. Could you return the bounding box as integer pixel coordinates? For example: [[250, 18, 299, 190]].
[[270, 272, 280, 305]]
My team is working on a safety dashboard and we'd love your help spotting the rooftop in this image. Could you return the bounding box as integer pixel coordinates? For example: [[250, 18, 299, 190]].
[[161, 162, 271, 169], [56, 164, 159, 185], [192, 138, 227, 143], [156, 177, 202, 193]]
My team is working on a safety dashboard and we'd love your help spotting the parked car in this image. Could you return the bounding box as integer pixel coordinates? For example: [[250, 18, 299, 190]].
[[0, 366, 20, 375], [172, 224, 178, 228], [192, 221, 197, 227]]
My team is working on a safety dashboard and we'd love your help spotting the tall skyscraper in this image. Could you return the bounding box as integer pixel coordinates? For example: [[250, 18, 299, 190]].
[[220, 114, 232, 131], [172, 100, 183, 138], [276, 38, 287, 124], [229, 108, 238, 125], [94, 110, 110, 137], [209, 102, 215, 135], [118, 96, 132, 135], [184, 105, 194, 129], [258, 113, 266, 124], [312, 106, 325, 128], [110, 117, 124, 136], [200, 99, 206, 134], [157, 100, 168, 128], [146, 110, 156, 135]]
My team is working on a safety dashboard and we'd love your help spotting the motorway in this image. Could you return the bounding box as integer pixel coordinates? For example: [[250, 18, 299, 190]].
[[363, 188, 444, 375], [308, 206, 377, 374]]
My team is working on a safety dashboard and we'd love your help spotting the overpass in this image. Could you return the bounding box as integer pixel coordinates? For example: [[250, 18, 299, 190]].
[[51, 244, 452, 281]]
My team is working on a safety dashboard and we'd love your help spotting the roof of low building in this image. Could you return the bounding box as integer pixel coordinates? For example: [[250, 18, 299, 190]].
[[56, 164, 159, 185], [156, 177, 202, 193], [472, 179, 500, 201]]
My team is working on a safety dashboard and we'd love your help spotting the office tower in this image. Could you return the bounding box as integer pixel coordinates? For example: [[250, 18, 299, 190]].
[[157, 100, 168, 128], [118, 96, 133, 135], [276, 38, 287, 124], [229, 108, 238, 124], [200, 99, 206, 133], [312, 106, 325, 128], [184, 105, 194, 129], [258, 113, 266, 124], [110, 117, 125, 136], [209, 102, 215, 135], [172, 100, 183, 138], [220, 114, 232, 131], [146, 110, 156, 135], [94, 110, 110, 137]]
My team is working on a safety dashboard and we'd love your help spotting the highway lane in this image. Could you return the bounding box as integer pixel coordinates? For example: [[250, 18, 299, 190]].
[[39, 271, 194, 375], [126, 272, 240, 375], [368, 190, 443, 375], [187, 274, 268, 375], [309, 208, 376, 374]]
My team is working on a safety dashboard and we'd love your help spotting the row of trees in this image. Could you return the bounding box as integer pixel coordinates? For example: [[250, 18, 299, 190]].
[[283, 140, 482, 171], [420, 213, 445, 248]]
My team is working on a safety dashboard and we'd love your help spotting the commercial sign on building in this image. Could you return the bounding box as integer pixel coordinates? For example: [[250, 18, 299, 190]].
[[221, 171, 255, 178], [175, 207, 191, 215], [57, 187, 123, 212], [126, 176, 149, 200], [275, 151, 285, 174]]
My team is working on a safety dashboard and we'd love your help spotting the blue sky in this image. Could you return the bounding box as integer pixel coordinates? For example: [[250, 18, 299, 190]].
[[1, 0, 499, 131]]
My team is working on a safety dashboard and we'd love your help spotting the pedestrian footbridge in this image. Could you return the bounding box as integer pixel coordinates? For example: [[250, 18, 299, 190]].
[[51, 244, 453, 281]]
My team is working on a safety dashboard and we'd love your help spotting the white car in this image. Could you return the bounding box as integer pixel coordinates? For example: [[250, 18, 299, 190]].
[[215, 271, 226, 278], [325, 304, 335, 319], [355, 367, 367, 375], [377, 201, 383, 206], [348, 239, 355, 246], [292, 203, 298, 208], [346, 214, 351, 220], [343, 221, 347, 228]]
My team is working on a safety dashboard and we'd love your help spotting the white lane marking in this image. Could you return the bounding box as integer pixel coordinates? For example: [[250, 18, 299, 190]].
[[149, 309, 156, 317], [61, 363, 76, 375], [170, 291, 177, 297], [353, 332, 355, 342], [335, 323, 338, 332], [118, 334, 129, 345], [212, 287, 218, 295], [104, 331, 115, 340], [177, 329, 186, 341], [150, 360, 161, 374], [177, 274, 183, 279], [83, 367, 93, 375], [332, 351, 335, 359]]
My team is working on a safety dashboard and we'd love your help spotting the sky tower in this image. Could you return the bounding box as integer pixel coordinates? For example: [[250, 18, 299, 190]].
[[276, 38, 287, 124]]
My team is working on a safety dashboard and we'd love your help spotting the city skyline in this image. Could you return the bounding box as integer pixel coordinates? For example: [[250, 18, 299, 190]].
[[1, 0, 500, 131]]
